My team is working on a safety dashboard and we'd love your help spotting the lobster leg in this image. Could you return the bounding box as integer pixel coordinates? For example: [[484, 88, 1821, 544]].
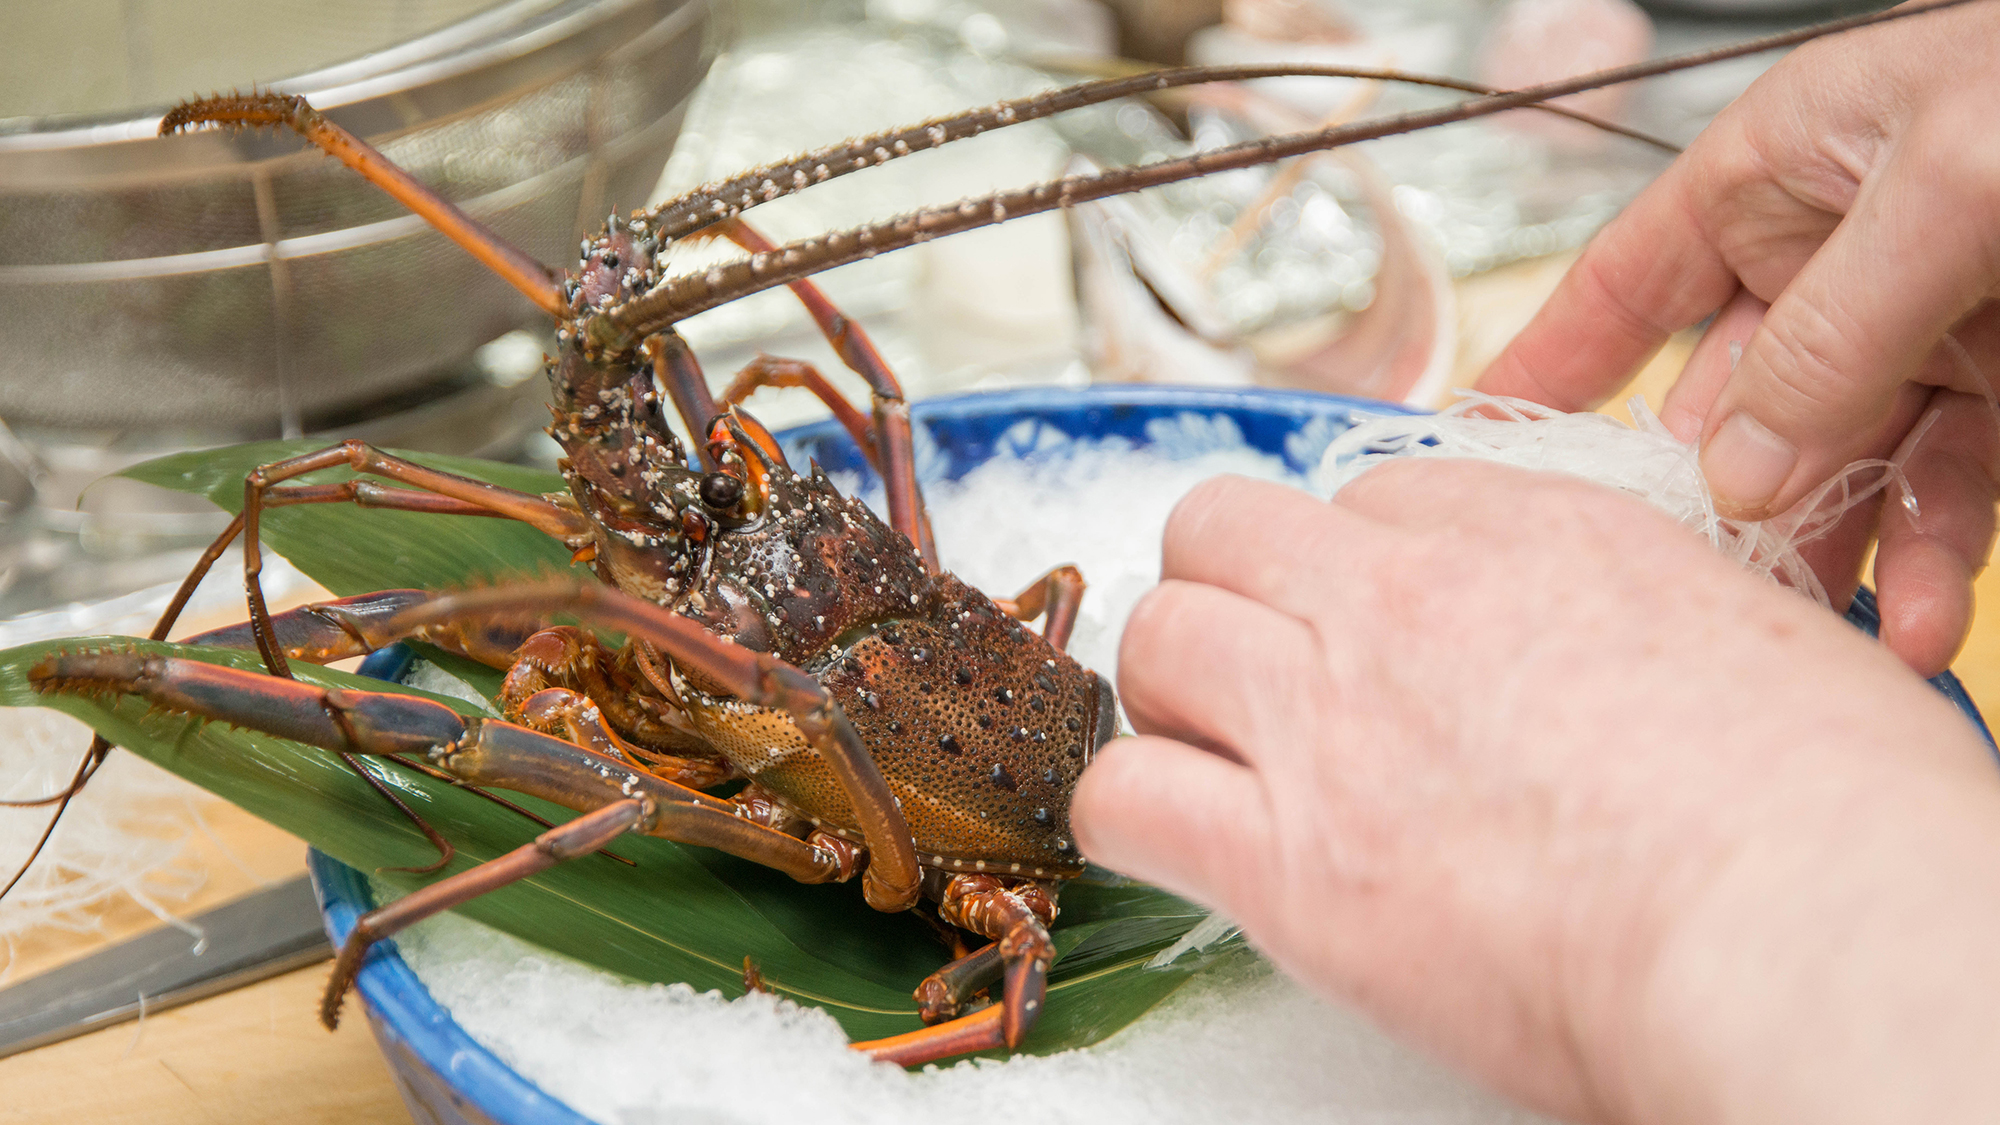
[[161, 93, 565, 317], [370, 581, 925, 912], [233, 440, 594, 679], [993, 566, 1087, 651], [86, 443, 589, 868], [856, 874, 1058, 1065], [323, 798, 645, 1025], [913, 940, 1004, 1024], [390, 584, 924, 909], [159, 469, 574, 678], [123, 440, 590, 685], [717, 355, 877, 464], [515, 686, 733, 789], [711, 220, 937, 569], [650, 325, 934, 569], [503, 627, 710, 757], [26, 652, 883, 1020], [178, 588, 588, 873], [192, 595, 724, 781], [651, 333, 722, 470], [165, 487, 571, 873], [186, 589, 536, 668], [26, 469, 575, 851]]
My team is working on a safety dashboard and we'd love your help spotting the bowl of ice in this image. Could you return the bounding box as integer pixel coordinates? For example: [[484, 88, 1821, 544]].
[[314, 383, 1989, 1125]]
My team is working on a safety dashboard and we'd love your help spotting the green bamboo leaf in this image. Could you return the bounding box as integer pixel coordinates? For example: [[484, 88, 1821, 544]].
[[1, 640, 922, 1023], [2, 441, 1246, 1054], [120, 440, 580, 596]]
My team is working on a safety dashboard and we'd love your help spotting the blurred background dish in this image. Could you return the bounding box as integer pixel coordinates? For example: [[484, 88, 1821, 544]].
[[0, 0, 713, 610]]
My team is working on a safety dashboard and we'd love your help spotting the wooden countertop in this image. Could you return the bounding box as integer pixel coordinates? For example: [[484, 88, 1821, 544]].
[[5, 257, 1998, 1123], [0, 806, 408, 1124]]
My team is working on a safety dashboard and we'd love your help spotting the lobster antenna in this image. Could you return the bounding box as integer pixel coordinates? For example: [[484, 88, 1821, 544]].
[[598, 0, 1977, 348], [0, 504, 252, 899], [0, 739, 109, 904], [3, 500, 448, 880], [0, 736, 110, 809], [641, 63, 1680, 244]]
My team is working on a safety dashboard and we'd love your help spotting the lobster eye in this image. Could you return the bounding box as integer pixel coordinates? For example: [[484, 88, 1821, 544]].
[[699, 472, 745, 510]]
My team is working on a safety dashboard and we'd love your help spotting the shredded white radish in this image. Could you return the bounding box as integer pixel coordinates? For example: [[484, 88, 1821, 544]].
[[0, 556, 307, 965], [1314, 392, 1926, 607]]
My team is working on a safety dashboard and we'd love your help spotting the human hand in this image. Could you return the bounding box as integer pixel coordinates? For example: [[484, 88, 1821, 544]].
[[1477, 1, 2000, 676], [1073, 464, 2000, 1125]]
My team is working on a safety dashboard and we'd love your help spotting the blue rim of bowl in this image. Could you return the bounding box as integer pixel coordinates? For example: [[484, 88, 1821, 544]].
[[313, 383, 1995, 1125]]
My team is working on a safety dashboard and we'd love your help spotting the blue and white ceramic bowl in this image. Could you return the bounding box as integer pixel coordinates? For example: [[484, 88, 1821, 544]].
[[314, 384, 1993, 1125]]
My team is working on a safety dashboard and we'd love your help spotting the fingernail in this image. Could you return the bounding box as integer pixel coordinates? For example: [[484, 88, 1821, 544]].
[[1702, 412, 1796, 513]]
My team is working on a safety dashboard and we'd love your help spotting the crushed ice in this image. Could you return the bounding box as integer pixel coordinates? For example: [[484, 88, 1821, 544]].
[[389, 422, 1556, 1124]]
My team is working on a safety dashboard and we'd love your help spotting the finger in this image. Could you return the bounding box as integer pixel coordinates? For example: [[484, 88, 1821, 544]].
[[1873, 389, 2000, 676], [1776, 381, 1932, 605], [1476, 154, 1740, 410], [1159, 475, 1388, 608], [1330, 457, 1649, 553], [1331, 456, 1543, 527], [1117, 579, 1326, 768], [1789, 490, 1883, 613], [1698, 111, 2000, 519], [1923, 299, 2000, 402], [1070, 734, 1272, 918], [1660, 289, 1770, 443]]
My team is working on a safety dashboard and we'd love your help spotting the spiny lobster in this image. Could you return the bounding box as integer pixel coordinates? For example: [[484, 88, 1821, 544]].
[[10, 0, 1976, 1066]]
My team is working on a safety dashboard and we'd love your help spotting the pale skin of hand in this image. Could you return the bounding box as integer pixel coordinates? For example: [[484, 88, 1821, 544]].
[[1073, 465, 2000, 1125], [1478, 0, 2000, 677]]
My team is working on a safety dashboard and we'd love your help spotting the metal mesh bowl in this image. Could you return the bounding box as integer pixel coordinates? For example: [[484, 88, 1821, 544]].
[[0, 0, 713, 434]]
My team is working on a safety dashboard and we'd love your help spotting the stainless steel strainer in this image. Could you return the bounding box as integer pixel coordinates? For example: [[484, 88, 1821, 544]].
[[0, 0, 713, 434]]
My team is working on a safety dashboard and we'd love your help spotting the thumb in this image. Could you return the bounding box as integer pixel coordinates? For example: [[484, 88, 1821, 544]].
[[1071, 735, 1270, 917], [1699, 116, 2000, 519]]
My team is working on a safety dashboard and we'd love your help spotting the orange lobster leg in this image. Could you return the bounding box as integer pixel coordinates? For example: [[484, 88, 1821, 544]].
[[322, 799, 646, 1026], [914, 939, 1004, 1024], [859, 873, 1059, 1065], [28, 651, 880, 1021], [855, 1005, 1008, 1067], [161, 93, 566, 317], [229, 440, 593, 679], [501, 627, 712, 765], [376, 581, 924, 912], [651, 333, 722, 470], [101, 463, 581, 817], [993, 566, 1088, 651], [185, 589, 536, 670], [704, 219, 937, 568], [515, 686, 733, 790], [717, 355, 876, 463]]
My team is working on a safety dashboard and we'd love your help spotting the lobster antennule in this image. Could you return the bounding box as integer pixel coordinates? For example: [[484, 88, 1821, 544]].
[[596, 0, 1979, 346], [161, 90, 568, 318]]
